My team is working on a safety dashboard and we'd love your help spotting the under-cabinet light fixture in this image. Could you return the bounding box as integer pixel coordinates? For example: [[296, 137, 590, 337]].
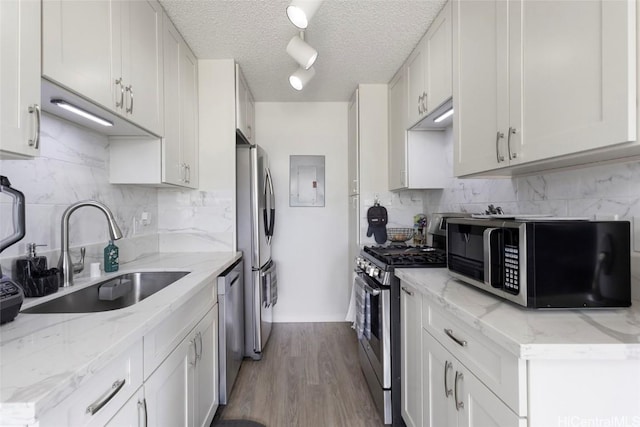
[[433, 107, 454, 123], [286, 0, 323, 29], [50, 99, 113, 127], [289, 66, 316, 91]]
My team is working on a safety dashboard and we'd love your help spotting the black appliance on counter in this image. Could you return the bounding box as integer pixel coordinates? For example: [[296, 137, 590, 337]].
[[354, 242, 447, 426], [0, 176, 26, 324], [447, 217, 631, 308]]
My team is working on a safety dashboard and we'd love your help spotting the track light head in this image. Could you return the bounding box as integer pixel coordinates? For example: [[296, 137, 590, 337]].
[[286, 33, 318, 70], [286, 0, 323, 29], [289, 67, 316, 91]]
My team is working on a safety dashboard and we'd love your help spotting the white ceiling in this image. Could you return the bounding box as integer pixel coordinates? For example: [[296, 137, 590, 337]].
[[159, 0, 447, 102]]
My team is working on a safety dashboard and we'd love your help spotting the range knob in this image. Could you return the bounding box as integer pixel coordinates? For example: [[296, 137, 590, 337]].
[[371, 268, 380, 278]]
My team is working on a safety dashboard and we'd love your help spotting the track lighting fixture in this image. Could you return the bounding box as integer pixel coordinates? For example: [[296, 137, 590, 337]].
[[286, 32, 318, 70], [286, 0, 323, 30], [289, 67, 316, 91]]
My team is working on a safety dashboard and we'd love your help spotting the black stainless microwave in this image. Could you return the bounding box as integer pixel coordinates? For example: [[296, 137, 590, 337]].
[[446, 218, 631, 308]]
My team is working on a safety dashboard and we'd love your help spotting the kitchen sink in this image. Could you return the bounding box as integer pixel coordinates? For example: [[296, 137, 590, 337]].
[[21, 271, 189, 314]]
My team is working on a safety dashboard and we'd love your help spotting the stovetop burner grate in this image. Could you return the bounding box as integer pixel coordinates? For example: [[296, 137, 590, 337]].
[[363, 245, 446, 268]]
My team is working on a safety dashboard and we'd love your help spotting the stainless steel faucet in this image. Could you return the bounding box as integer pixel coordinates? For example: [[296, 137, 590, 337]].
[[58, 200, 123, 287]]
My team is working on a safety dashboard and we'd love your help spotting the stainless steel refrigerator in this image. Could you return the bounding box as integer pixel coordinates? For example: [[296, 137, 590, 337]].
[[236, 141, 277, 360]]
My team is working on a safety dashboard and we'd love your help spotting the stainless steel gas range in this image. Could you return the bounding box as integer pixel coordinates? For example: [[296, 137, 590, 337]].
[[354, 244, 447, 426]]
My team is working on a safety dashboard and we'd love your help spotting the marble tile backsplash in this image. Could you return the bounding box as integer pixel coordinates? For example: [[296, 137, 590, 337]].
[[157, 188, 234, 252], [423, 129, 640, 222], [0, 114, 159, 275]]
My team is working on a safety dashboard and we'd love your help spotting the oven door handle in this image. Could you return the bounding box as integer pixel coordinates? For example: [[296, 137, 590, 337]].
[[355, 275, 381, 296]]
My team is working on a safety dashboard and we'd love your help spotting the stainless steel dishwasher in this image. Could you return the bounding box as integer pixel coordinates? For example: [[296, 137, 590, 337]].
[[218, 258, 244, 404]]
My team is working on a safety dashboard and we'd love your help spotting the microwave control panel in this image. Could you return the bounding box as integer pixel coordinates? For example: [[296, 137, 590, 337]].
[[503, 229, 520, 295]]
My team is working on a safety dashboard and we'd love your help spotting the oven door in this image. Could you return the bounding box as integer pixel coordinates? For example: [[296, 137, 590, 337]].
[[354, 273, 390, 389]]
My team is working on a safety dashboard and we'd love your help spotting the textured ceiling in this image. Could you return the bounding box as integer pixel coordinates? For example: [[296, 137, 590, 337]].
[[159, 0, 447, 102]]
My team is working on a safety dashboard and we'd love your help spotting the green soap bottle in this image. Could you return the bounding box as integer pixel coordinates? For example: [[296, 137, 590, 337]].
[[104, 240, 119, 273]]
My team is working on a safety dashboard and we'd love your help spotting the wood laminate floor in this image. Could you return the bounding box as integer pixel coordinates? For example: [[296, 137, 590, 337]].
[[217, 322, 385, 427]]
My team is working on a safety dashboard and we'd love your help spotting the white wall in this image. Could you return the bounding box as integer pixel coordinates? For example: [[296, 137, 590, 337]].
[[256, 102, 349, 322]]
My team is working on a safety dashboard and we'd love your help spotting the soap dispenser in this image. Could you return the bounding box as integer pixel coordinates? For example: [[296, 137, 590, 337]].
[[104, 240, 119, 272], [14, 243, 55, 296], [15, 243, 48, 285]]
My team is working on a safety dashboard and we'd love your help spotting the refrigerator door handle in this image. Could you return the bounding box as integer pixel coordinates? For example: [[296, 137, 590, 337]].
[[264, 168, 276, 240]]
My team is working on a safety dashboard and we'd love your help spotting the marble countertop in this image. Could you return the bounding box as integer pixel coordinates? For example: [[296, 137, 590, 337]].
[[396, 268, 640, 360], [0, 251, 241, 425]]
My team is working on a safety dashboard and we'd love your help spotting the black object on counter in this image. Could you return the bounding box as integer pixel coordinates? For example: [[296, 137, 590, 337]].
[[0, 279, 24, 324], [14, 243, 60, 297]]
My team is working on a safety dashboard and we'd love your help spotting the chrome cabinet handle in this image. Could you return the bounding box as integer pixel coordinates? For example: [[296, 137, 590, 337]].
[[126, 85, 134, 113], [138, 398, 148, 427], [28, 104, 41, 149], [86, 379, 126, 415], [189, 338, 197, 366], [444, 360, 453, 397], [508, 127, 517, 159], [186, 164, 191, 184], [495, 131, 505, 162], [401, 286, 414, 296], [196, 331, 203, 361], [247, 124, 252, 140], [115, 78, 124, 108], [454, 371, 464, 410], [418, 94, 423, 115], [444, 328, 467, 347], [422, 91, 428, 114]]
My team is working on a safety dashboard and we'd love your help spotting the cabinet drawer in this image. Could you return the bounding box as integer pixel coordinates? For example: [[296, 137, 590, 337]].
[[422, 296, 527, 416], [143, 281, 215, 379], [39, 340, 143, 426]]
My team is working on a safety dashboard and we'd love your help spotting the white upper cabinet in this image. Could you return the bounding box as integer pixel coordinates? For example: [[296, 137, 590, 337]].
[[1, 0, 41, 158], [454, 0, 636, 177], [121, 0, 164, 135], [407, 1, 452, 127], [42, 0, 115, 111], [109, 9, 197, 189], [388, 67, 450, 191], [348, 90, 360, 196], [388, 69, 408, 190], [162, 13, 198, 188], [236, 65, 255, 144], [43, 0, 164, 136]]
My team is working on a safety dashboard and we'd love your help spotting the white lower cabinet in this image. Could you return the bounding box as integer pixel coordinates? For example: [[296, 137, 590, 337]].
[[422, 331, 525, 427], [105, 387, 147, 427], [145, 305, 218, 427], [400, 283, 422, 427], [39, 340, 144, 426]]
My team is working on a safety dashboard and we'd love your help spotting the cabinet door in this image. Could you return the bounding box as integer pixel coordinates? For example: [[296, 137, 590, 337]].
[[246, 89, 255, 143], [400, 284, 422, 427], [406, 44, 426, 127], [1, 0, 41, 158], [456, 363, 525, 427], [453, 0, 510, 176], [123, 0, 164, 135], [145, 331, 196, 427], [347, 195, 359, 292], [105, 387, 146, 427], [388, 69, 408, 190], [42, 0, 115, 111], [515, 0, 636, 163], [422, 330, 457, 427], [425, 1, 452, 114], [347, 90, 359, 196], [181, 40, 199, 188], [195, 306, 218, 427], [236, 66, 249, 138], [162, 14, 184, 186]]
